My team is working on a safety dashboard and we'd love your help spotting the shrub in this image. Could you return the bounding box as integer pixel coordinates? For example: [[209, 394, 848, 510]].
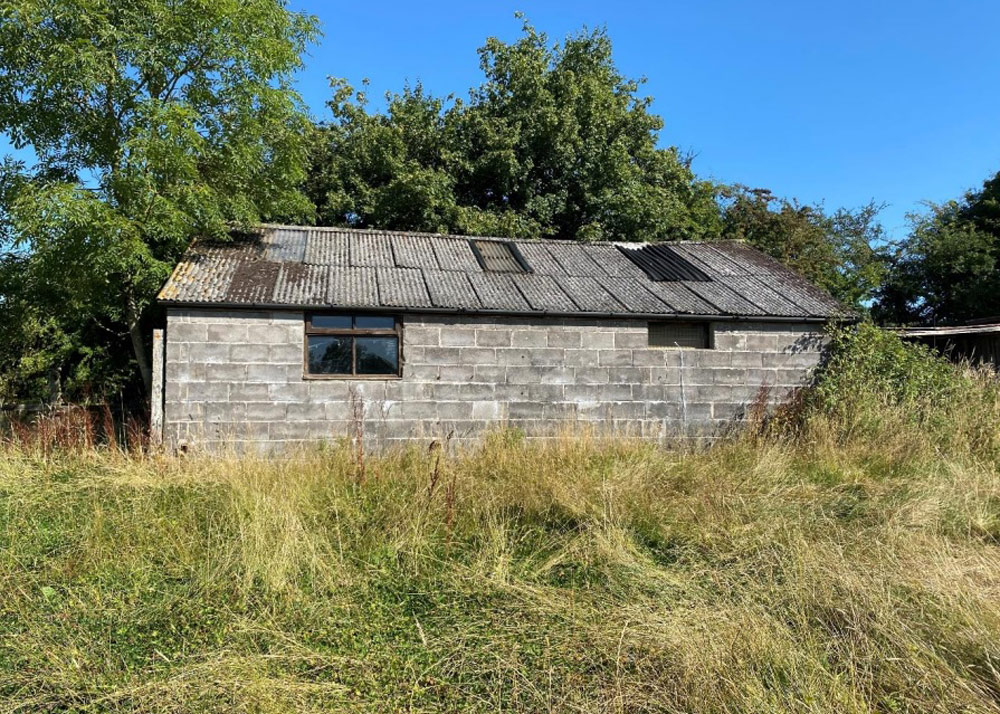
[[784, 321, 1000, 460]]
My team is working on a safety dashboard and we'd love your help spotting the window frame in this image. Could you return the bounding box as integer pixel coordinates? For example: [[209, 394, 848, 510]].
[[303, 312, 403, 380], [647, 321, 713, 350]]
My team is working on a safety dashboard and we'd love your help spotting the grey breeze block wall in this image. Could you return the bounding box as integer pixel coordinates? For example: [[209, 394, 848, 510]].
[[163, 308, 827, 450]]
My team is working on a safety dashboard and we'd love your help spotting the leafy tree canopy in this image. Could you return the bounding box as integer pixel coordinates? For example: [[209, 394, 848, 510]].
[[877, 171, 1000, 324], [307, 17, 721, 242], [719, 187, 886, 309], [0, 0, 319, 397]]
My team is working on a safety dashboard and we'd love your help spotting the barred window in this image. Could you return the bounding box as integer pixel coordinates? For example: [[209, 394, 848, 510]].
[[305, 314, 401, 378], [648, 321, 710, 349]]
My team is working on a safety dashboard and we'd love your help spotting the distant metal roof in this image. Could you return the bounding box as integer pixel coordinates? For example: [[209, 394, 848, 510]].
[[157, 225, 847, 320], [900, 323, 1000, 338]]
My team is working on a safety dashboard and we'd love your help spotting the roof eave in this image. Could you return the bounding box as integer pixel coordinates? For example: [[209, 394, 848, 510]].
[[158, 298, 845, 324]]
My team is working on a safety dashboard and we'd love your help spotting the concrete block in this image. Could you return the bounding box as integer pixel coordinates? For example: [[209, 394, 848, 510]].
[[690, 385, 731, 402], [598, 350, 632, 367], [712, 368, 751, 385], [204, 401, 245, 423], [441, 329, 477, 347], [459, 347, 497, 365], [286, 401, 327, 421], [169, 323, 207, 343], [166, 342, 189, 363], [427, 383, 463, 400], [246, 402, 288, 421], [575, 367, 610, 384], [198, 343, 230, 364], [473, 365, 505, 382], [682, 368, 716, 386], [632, 349, 669, 367], [685, 351, 731, 368], [614, 331, 647, 348], [745, 334, 781, 352], [507, 365, 548, 384], [208, 324, 247, 343], [230, 383, 271, 402], [712, 331, 747, 351], [471, 400, 502, 420], [404, 326, 440, 346], [540, 366, 575, 384], [166, 361, 205, 383], [683, 402, 713, 421], [422, 347, 463, 363], [439, 401, 475, 420], [526, 384, 565, 402], [399, 401, 439, 420], [308, 381, 351, 400], [198, 381, 231, 400], [439, 365, 476, 382], [269, 343, 302, 365], [563, 349, 599, 367], [205, 362, 248, 382], [460, 382, 496, 399], [511, 330, 548, 348], [245, 324, 279, 345], [402, 364, 439, 380], [386, 381, 432, 401], [609, 367, 647, 385], [268, 382, 309, 402], [547, 331, 581, 348], [231, 344, 269, 363], [649, 367, 680, 385], [646, 401, 682, 420], [476, 329, 512, 347], [580, 331, 614, 349], [730, 352, 763, 369], [247, 363, 286, 383], [508, 401, 546, 419], [497, 349, 532, 366]]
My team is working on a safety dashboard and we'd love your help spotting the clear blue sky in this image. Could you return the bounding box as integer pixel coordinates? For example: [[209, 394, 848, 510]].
[[289, 0, 1000, 239]]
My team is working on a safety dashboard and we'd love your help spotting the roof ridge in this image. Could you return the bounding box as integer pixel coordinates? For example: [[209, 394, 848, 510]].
[[256, 223, 740, 248]]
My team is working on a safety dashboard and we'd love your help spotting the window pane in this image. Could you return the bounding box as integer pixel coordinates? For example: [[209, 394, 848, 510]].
[[311, 314, 352, 329], [356, 336, 398, 374], [355, 315, 396, 329], [308, 335, 352, 374]]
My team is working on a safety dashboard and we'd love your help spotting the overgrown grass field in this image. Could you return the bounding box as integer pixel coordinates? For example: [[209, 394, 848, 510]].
[[4, 325, 1000, 712]]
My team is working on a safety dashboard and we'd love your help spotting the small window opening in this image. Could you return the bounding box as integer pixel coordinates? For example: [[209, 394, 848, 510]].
[[469, 239, 531, 273], [305, 313, 401, 377], [648, 321, 710, 349]]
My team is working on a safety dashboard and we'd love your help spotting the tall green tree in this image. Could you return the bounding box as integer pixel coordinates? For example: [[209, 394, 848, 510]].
[[0, 0, 319, 395], [719, 187, 886, 309], [307, 18, 721, 242], [877, 171, 1000, 324]]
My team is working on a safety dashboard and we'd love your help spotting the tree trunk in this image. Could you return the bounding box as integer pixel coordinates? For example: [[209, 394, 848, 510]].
[[126, 294, 152, 397]]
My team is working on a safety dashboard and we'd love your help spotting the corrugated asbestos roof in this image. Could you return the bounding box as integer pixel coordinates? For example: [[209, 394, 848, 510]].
[[158, 225, 847, 320]]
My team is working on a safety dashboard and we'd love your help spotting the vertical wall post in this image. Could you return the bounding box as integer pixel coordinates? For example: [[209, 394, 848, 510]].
[[150, 328, 165, 447]]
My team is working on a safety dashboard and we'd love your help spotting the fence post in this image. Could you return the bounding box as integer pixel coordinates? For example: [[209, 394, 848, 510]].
[[151, 328, 165, 447]]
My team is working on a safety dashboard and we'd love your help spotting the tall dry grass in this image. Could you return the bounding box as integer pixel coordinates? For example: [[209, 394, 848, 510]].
[[2, 324, 1000, 712]]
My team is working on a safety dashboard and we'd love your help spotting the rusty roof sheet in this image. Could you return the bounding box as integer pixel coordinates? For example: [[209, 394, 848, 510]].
[[158, 224, 846, 319]]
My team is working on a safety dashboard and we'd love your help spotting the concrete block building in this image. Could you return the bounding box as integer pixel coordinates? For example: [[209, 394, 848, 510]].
[[154, 225, 845, 449]]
